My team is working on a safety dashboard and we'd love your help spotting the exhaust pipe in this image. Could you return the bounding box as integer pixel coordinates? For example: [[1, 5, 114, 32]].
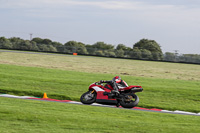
[[131, 87, 143, 92]]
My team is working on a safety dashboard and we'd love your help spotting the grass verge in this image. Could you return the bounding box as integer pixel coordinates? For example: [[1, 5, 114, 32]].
[[0, 97, 200, 133]]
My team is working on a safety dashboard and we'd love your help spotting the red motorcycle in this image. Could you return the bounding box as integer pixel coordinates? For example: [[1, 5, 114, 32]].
[[80, 79, 143, 108]]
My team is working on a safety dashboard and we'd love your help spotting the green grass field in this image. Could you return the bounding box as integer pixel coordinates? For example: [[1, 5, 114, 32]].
[[0, 50, 200, 113], [0, 63, 200, 113], [1, 97, 200, 133], [0, 50, 199, 81], [0, 50, 200, 132]]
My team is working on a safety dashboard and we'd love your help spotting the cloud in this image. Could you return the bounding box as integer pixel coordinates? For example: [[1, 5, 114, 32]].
[[1, 0, 200, 28], [1, 0, 200, 29], [1, 0, 200, 20], [0, 0, 185, 10], [0, 0, 194, 16]]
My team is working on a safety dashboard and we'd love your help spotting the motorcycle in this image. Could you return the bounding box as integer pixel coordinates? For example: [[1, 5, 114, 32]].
[[80, 79, 143, 108]]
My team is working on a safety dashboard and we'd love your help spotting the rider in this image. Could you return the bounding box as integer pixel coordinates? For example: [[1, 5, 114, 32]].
[[99, 76, 128, 96]]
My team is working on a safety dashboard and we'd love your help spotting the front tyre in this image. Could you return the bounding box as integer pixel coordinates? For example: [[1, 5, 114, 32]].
[[80, 90, 96, 104], [120, 94, 139, 108]]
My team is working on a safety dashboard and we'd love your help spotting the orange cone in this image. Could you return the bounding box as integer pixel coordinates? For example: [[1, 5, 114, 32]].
[[43, 93, 48, 98]]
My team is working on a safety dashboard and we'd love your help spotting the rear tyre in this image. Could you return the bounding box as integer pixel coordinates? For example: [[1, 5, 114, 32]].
[[80, 91, 96, 104], [120, 93, 139, 108]]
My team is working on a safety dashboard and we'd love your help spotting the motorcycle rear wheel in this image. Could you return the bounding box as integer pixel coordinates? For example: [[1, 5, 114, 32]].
[[120, 93, 139, 108], [80, 90, 96, 104]]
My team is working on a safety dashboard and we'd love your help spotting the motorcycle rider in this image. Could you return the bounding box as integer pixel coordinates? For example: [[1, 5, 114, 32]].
[[99, 76, 128, 96]]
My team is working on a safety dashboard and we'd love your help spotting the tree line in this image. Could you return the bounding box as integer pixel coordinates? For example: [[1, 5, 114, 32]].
[[0, 36, 199, 64]]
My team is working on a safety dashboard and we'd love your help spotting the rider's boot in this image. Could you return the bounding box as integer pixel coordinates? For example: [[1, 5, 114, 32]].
[[116, 99, 120, 107], [116, 102, 120, 107]]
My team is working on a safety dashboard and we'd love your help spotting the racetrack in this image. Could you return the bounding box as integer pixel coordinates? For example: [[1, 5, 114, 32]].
[[1, 49, 200, 117], [1, 94, 199, 117]]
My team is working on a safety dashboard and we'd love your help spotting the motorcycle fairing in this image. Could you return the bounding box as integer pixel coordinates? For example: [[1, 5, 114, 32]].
[[91, 86, 104, 92], [90, 85, 117, 104]]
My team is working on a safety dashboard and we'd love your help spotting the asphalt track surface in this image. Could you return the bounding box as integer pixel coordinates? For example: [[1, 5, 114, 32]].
[[0, 94, 200, 116]]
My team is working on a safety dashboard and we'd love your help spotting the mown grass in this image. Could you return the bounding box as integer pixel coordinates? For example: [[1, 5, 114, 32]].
[[0, 50, 200, 81], [0, 63, 200, 113], [0, 97, 200, 133]]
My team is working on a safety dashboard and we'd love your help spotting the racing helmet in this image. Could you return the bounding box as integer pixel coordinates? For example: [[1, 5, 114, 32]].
[[113, 76, 121, 83]]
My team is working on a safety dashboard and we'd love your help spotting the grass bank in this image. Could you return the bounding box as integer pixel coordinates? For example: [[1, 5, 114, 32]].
[[0, 97, 200, 133], [0, 64, 200, 113]]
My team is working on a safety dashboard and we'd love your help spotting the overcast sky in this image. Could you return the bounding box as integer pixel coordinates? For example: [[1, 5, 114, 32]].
[[0, 0, 200, 54]]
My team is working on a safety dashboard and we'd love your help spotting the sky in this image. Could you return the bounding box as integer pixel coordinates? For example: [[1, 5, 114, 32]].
[[0, 0, 200, 54]]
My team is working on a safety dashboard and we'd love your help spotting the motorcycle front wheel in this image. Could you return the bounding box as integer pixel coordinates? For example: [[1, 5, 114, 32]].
[[80, 90, 96, 104], [120, 93, 139, 108]]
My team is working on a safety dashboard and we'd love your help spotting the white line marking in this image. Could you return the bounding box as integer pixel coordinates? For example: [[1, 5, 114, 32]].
[[161, 110, 173, 113], [174, 110, 197, 115]]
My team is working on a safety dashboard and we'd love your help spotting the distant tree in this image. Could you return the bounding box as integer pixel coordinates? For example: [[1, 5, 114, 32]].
[[64, 41, 88, 54], [104, 50, 116, 57], [64, 41, 79, 53], [51, 41, 63, 47], [30, 41, 39, 51], [65, 41, 86, 48], [181, 54, 200, 63], [152, 52, 162, 60], [116, 44, 132, 57], [52, 42, 64, 53], [32, 38, 53, 45], [65, 41, 79, 47], [19, 40, 32, 50], [141, 49, 152, 59], [42, 39, 52, 45], [32, 37, 43, 44], [0, 37, 12, 49], [115, 49, 125, 57], [48, 45, 57, 52], [133, 39, 163, 60], [9, 37, 24, 43], [130, 47, 142, 59], [116, 44, 127, 50], [9, 37, 24, 49], [77, 48, 88, 55], [92, 42, 114, 50], [116, 44, 132, 51], [88, 42, 114, 56], [164, 52, 175, 61], [85, 44, 95, 55], [38, 44, 49, 51], [95, 50, 104, 56]]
